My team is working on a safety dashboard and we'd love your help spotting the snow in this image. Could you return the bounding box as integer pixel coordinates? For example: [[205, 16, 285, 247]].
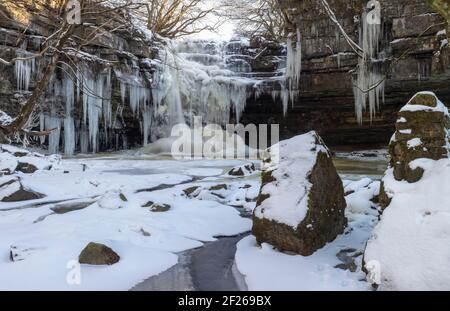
[[254, 132, 328, 228], [235, 177, 380, 291], [0, 179, 21, 201], [407, 138, 422, 148], [399, 129, 412, 135], [0, 153, 256, 290], [364, 158, 450, 290], [400, 92, 449, 115], [0, 110, 13, 126]]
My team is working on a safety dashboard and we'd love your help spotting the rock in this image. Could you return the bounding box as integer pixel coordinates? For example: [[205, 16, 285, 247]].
[[209, 184, 228, 191], [228, 163, 256, 176], [16, 162, 38, 174], [147, 203, 171, 212], [142, 201, 154, 207], [240, 0, 450, 148], [389, 92, 449, 183], [0, 179, 44, 202], [78, 242, 120, 265], [9, 245, 40, 262], [252, 131, 347, 256], [97, 191, 127, 209], [183, 186, 200, 197]]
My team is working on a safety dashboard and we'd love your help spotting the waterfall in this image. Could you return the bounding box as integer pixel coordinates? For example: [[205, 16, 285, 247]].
[[151, 38, 254, 131]]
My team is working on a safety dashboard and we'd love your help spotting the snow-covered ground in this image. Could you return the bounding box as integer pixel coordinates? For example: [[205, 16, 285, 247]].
[[1, 146, 387, 291], [235, 178, 380, 291], [365, 158, 450, 290], [0, 151, 258, 290]]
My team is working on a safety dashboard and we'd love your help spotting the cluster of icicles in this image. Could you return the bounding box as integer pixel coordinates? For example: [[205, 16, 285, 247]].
[[15, 55, 153, 155], [353, 0, 385, 124], [13, 38, 260, 155]]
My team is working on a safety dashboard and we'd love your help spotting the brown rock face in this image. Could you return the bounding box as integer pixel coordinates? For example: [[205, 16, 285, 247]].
[[78, 242, 120, 265], [241, 0, 450, 147], [252, 132, 347, 256]]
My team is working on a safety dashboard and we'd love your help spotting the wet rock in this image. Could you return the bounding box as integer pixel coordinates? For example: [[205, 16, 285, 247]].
[[252, 132, 347, 256], [228, 163, 256, 176], [78, 242, 120, 265]]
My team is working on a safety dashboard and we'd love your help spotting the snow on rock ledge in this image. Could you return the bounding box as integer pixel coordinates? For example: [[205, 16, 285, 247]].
[[252, 131, 347, 256]]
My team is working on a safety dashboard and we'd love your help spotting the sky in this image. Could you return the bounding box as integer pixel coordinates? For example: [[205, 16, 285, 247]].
[[186, 0, 236, 41]]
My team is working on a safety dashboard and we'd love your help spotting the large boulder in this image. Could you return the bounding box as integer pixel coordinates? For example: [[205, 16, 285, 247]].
[[252, 131, 347, 256], [78, 242, 120, 265], [380, 92, 450, 208]]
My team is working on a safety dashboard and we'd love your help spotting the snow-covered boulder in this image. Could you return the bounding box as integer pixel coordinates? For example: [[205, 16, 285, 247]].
[[364, 92, 450, 290], [0, 176, 44, 202], [364, 158, 450, 290], [387, 92, 450, 184], [252, 131, 347, 256], [0, 144, 55, 175], [228, 163, 256, 176], [97, 190, 128, 209]]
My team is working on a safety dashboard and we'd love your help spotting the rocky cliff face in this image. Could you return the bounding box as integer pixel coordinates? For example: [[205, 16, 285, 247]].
[[0, 4, 157, 153], [241, 0, 450, 147]]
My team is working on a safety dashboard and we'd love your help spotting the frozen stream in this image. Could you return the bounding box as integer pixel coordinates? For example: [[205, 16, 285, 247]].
[[0, 148, 387, 290], [130, 151, 388, 291]]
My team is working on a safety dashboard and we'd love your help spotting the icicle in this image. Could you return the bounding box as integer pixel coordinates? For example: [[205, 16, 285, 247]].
[[15, 48, 36, 91], [45, 115, 61, 154], [284, 28, 302, 111], [142, 106, 152, 146], [353, 0, 384, 124], [81, 68, 112, 153], [63, 76, 75, 155]]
